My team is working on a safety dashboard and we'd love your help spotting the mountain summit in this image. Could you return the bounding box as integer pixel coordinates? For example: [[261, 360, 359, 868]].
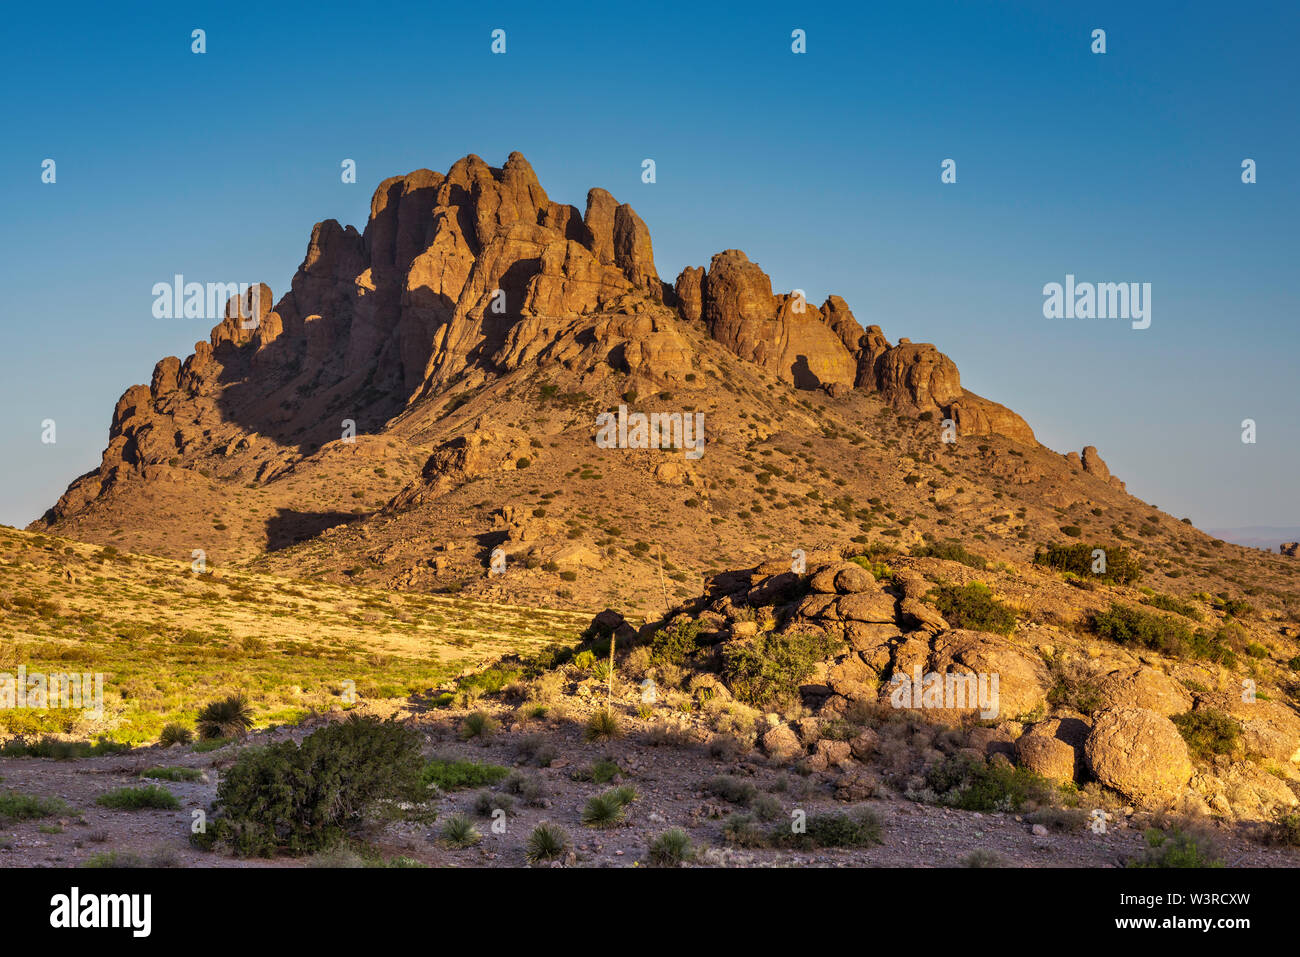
[[36, 152, 1204, 613]]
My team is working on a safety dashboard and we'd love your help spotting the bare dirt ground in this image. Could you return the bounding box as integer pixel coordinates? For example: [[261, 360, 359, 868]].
[[3, 704, 1296, 869]]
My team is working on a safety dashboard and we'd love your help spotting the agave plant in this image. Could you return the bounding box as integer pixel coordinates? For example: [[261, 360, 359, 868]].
[[196, 693, 254, 740]]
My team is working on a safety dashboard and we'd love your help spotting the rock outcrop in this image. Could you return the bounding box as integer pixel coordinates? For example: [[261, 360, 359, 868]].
[[43, 148, 1043, 536]]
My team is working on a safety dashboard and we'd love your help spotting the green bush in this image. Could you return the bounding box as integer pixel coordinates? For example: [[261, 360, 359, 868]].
[[203, 716, 423, 857], [927, 582, 1016, 635], [911, 541, 986, 570], [0, 737, 129, 759], [1266, 807, 1300, 847], [420, 759, 510, 792], [96, 785, 180, 810], [650, 618, 704, 665], [925, 754, 1055, 812], [439, 813, 481, 848], [720, 629, 844, 708], [1033, 543, 1141, 584], [1141, 594, 1204, 621], [141, 766, 202, 782], [1170, 709, 1240, 761], [771, 809, 883, 849], [458, 711, 499, 741], [581, 786, 637, 828], [1128, 828, 1222, 868], [0, 790, 68, 822], [1093, 604, 1239, 666]]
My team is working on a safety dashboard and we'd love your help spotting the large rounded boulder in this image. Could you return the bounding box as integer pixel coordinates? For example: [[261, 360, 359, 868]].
[[1084, 707, 1193, 806]]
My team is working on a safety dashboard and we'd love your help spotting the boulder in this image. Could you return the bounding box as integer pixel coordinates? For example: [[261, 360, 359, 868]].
[[1015, 732, 1078, 783], [1096, 667, 1192, 717], [761, 723, 802, 761], [1084, 708, 1193, 806]]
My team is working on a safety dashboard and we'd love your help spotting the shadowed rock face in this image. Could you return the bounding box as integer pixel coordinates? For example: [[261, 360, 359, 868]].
[[695, 249, 858, 390], [40, 150, 1038, 530]]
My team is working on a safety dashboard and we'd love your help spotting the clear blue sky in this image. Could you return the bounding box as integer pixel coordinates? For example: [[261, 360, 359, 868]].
[[2, 0, 1297, 530]]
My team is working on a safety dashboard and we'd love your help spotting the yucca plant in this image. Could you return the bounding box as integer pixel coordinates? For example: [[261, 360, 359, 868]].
[[584, 708, 621, 742], [525, 822, 571, 864], [196, 693, 253, 740], [459, 711, 499, 741], [581, 786, 637, 828], [440, 813, 481, 849], [648, 828, 694, 867], [159, 723, 193, 747]]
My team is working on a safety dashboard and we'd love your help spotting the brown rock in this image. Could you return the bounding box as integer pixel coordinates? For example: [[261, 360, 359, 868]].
[[761, 723, 802, 760], [1096, 667, 1192, 717], [1081, 446, 1110, 481], [1016, 732, 1078, 783], [834, 564, 875, 594], [701, 249, 855, 390], [1084, 708, 1194, 806], [673, 266, 705, 321]]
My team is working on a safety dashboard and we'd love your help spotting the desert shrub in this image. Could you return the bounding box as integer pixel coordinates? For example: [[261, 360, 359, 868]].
[[1093, 605, 1239, 666], [1141, 594, 1204, 621], [1127, 827, 1222, 868], [0, 737, 129, 759], [720, 629, 844, 709], [420, 759, 510, 792], [584, 708, 622, 742], [583, 758, 621, 784], [503, 771, 548, 806], [525, 822, 571, 863], [961, 849, 1005, 867], [514, 734, 557, 767], [648, 828, 694, 866], [1265, 807, 1300, 847], [912, 541, 987, 570], [650, 618, 704, 665], [925, 754, 1054, 812], [1212, 596, 1253, 618], [202, 716, 423, 856], [703, 774, 758, 806], [1024, 807, 1088, 832], [1170, 709, 1240, 761], [159, 723, 194, 747], [472, 791, 515, 818], [96, 785, 180, 811], [0, 791, 68, 822], [459, 711, 499, 741], [771, 809, 883, 849], [196, 692, 253, 740], [141, 766, 202, 782], [1033, 543, 1141, 584], [1092, 604, 1193, 656], [750, 792, 783, 821], [722, 813, 770, 848], [81, 851, 147, 868], [927, 583, 1016, 635], [1044, 656, 1105, 715]]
